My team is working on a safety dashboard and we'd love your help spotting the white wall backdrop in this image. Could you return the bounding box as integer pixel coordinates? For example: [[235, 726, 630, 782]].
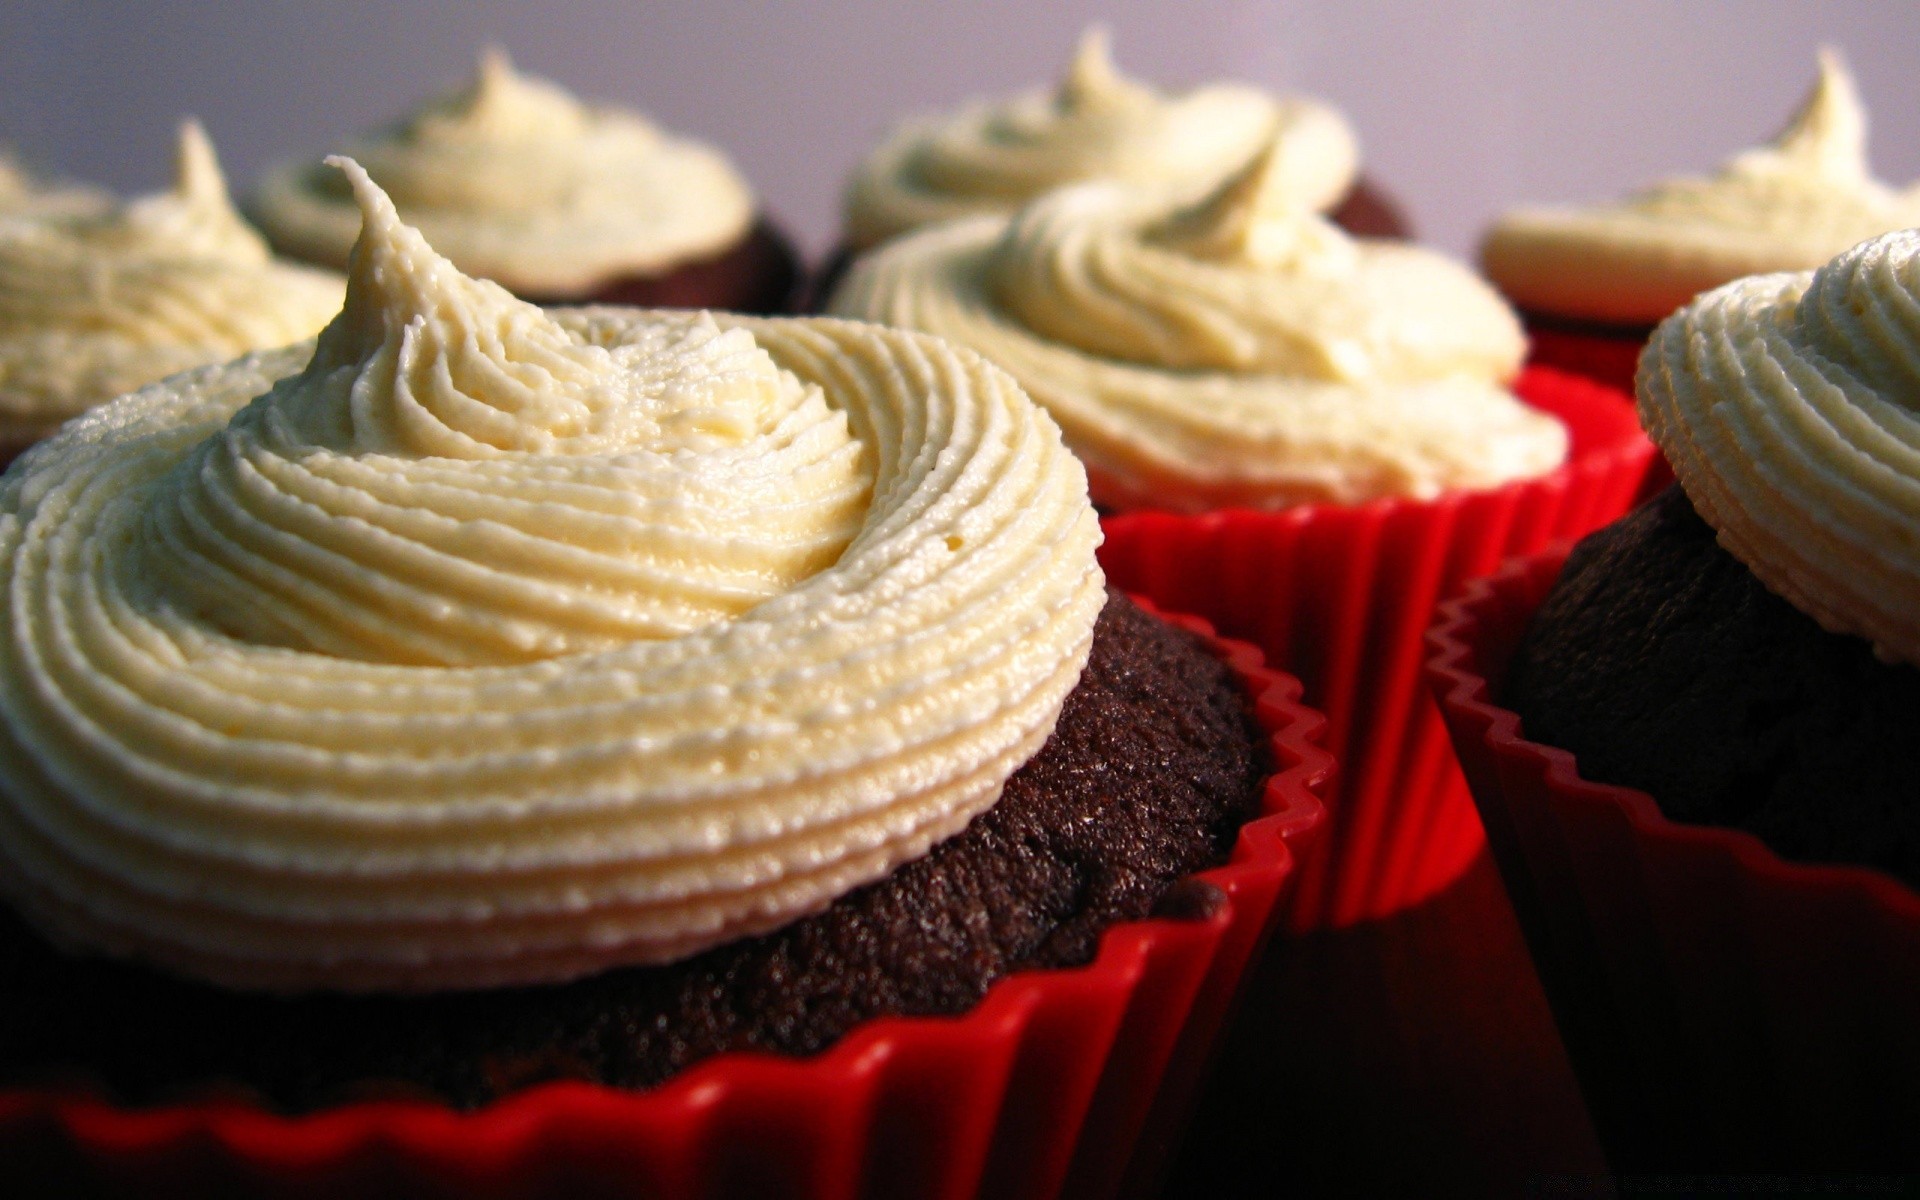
[[4, 0, 1918, 258]]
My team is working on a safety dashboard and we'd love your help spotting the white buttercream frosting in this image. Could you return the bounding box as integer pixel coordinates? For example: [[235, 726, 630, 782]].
[[252, 50, 757, 296], [0, 159, 1104, 993], [1638, 226, 1920, 668], [833, 139, 1562, 512], [0, 151, 109, 220], [843, 26, 1356, 250], [0, 122, 343, 442], [1483, 50, 1920, 325]]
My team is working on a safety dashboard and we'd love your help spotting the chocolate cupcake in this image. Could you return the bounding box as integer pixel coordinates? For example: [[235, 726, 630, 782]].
[[1430, 225, 1920, 1172], [0, 121, 342, 466], [0, 159, 1325, 1195], [1506, 225, 1920, 884], [814, 27, 1406, 308], [252, 50, 798, 313], [832, 134, 1653, 929], [1481, 50, 1920, 393]]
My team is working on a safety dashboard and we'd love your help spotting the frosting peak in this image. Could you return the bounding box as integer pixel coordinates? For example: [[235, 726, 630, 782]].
[[1055, 26, 1153, 114], [1482, 50, 1920, 325], [1739, 48, 1868, 188], [1149, 138, 1358, 272], [1639, 228, 1920, 668], [252, 52, 754, 295]]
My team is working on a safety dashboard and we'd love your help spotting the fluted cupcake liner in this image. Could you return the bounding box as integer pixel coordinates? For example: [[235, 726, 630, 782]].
[[1426, 550, 1920, 1172], [1521, 320, 1645, 397], [1099, 366, 1653, 932], [0, 600, 1329, 1200]]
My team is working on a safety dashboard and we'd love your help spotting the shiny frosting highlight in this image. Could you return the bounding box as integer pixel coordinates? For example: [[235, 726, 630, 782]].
[[843, 26, 1355, 250], [1639, 226, 1920, 669], [833, 139, 1562, 512], [253, 50, 756, 296], [0, 123, 343, 440], [1483, 51, 1920, 325], [0, 160, 1104, 992]]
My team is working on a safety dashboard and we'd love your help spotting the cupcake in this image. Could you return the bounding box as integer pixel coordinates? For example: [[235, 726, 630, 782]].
[[831, 140, 1652, 928], [1481, 49, 1920, 395], [0, 160, 1327, 1197], [253, 49, 799, 313], [813, 26, 1407, 308], [1430, 227, 1920, 1170], [0, 121, 342, 465]]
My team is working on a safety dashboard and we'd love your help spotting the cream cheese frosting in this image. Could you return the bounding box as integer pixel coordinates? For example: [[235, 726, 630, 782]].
[[1482, 50, 1920, 326], [0, 152, 109, 220], [842, 26, 1356, 251], [1638, 226, 1920, 669], [0, 122, 343, 443], [832, 139, 1563, 512], [252, 50, 757, 297], [0, 158, 1104, 993]]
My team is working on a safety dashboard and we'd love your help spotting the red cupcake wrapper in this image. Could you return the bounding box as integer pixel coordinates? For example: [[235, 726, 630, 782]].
[[0, 600, 1329, 1200], [1521, 321, 1675, 500], [1426, 549, 1920, 1172], [1099, 366, 1653, 932]]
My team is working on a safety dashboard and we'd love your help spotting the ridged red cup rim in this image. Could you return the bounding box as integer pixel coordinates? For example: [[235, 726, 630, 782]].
[[0, 595, 1332, 1178], [1426, 546, 1920, 923]]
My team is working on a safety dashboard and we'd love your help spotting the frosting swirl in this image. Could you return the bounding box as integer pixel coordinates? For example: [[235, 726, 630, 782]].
[[0, 152, 109, 220], [1638, 226, 1920, 668], [832, 140, 1562, 512], [1483, 51, 1920, 325], [0, 122, 343, 440], [843, 26, 1355, 250], [252, 50, 756, 297], [0, 160, 1103, 993]]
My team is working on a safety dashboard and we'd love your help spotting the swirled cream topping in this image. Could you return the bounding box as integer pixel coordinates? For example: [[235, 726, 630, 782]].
[[253, 49, 756, 297], [0, 159, 1104, 993], [0, 151, 109, 220], [0, 122, 343, 441], [1483, 51, 1920, 325], [843, 26, 1355, 250], [833, 138, 1562, 512], [1638, 227, 1920, 668]]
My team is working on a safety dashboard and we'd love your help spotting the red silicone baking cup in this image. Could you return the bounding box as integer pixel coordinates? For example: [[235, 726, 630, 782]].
[[1099, 366, 1652, 932], [1426, 549, 1920, 1172], [0, 599, 1329, 1200], [1522, 320, 1676, 499], [1521, 318, 1645, 397]]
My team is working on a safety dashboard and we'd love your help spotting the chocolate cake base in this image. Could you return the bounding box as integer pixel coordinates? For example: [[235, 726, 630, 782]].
[[1504, 486, 1920, 888], [0, 589, 1270, 1113], [521, 219, 802, 315], [805, 175, 1412, 312]]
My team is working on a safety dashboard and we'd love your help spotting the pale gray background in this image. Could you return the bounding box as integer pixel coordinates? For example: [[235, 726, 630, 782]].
[[4, 1, 1918, 258]]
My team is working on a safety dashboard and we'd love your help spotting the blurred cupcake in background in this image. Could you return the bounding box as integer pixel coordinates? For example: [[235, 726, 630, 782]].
[[832, 139, 1652, 929], [253, 49, 799, 312], [816, 26, 1406, 306], [1481, 49, 1920, 394], [0, 121, 342, 465]]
